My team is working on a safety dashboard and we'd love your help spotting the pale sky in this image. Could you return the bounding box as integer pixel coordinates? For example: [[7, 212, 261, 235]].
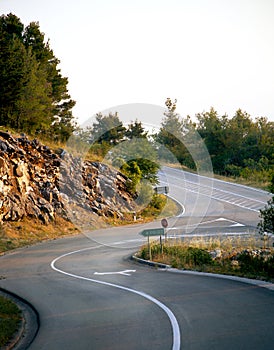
[[1, 0, 274, 126]]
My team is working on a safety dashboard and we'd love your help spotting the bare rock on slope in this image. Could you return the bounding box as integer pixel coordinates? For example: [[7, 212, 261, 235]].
[[0, 132, 135, 226]]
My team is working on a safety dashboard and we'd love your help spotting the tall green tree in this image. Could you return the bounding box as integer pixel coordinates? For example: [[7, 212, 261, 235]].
[[155, 98, 195, 168], [0, 14, 26, 124], [91, 112, 126, 145], [257, 197, 274, 247], [109, 135, 160, 186], [195, 107, 273, 185], [196, 108, 228, 172], [125, 119, 148, 139], [14, 48, 52, 133], [23, 21, 76, 140], [0, 13, 76, 140]]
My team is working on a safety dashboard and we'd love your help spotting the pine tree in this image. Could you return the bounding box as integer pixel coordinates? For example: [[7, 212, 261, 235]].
[[156, 98, 194, 167], [0, 13, 76, 140]]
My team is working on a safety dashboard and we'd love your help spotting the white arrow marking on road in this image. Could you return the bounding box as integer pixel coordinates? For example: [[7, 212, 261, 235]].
[[51, 247, 181, 350], [94, 269, 136, 276]]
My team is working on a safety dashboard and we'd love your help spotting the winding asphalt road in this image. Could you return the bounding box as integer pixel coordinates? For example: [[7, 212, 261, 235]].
[[1, 167, 274, 349]]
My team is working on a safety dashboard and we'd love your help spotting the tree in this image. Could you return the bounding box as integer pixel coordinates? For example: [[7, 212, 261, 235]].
[[15, 51, 53, 133], [125, 119, 148, 139], [0, 13, 76, 140], [269, 173, 274, 194], [195, 107, 274, 181], [23, 21, 76, 140], [196, 108, 228, 172], [257, 197, 274, 247], [256, 117, 274, 167], [155, 98, 194, 167], [0, 14, 26, 125], [121, 160, 142, 194], [100, 118, 160, 192], [91, 112, 126, 145], [109, 136, 160, 186]]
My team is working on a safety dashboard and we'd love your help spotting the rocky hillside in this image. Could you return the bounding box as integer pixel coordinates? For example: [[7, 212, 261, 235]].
[[0, 131, 135, 228]]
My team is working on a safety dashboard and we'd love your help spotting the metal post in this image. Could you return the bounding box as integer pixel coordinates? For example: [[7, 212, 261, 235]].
[[160, 235, 163, 254], [148, 235, 152, 261]]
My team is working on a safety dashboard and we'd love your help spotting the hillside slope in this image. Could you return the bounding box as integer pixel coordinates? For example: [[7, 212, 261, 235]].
[[0, 131, 135, 230]]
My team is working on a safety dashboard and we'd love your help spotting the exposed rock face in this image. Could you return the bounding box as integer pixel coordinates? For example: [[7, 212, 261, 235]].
[[0, 131, 135, 225]]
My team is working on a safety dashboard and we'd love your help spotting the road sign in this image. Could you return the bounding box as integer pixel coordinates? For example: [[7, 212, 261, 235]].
[[161, 218, 168, 228], [140, 228, 164, 237], [154, 186, 169, 194]]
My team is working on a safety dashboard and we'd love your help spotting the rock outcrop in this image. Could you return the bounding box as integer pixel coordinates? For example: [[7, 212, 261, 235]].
[[0, 131, 135, 226]]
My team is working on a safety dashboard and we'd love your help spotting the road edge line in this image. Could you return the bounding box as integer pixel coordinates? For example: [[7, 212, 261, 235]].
[[51, 248, 181, 350]]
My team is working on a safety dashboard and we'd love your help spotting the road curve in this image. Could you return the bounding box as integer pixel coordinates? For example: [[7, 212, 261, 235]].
[[0, 167, 273, 349]]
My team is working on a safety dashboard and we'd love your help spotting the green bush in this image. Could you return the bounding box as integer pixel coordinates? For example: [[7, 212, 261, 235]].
[[0, 296, 22, 346], [139, 244, 213, 269], [237, 251, 274, 279]]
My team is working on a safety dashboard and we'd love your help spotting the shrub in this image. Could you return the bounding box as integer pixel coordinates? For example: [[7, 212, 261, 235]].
[[237, 251, 274, 279]]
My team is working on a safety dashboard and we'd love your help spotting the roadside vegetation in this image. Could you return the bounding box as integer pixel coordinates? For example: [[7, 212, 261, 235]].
[[139, 196, 274, 282], [138, 236, 274, 282], [0, 295, 22, 347], [105, 194, 180, 227]]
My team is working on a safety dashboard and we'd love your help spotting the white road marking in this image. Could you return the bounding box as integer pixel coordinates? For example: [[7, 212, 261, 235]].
[[230, 223, 245, 227], [112, 238, 145, 245], [166, 194, 185, 217], [94, 269, 136, 276], [159, 169, 270, 212], [168, 217, 245, 230], [50, 246, 181, 350], [163, 166, 269, 194], [168, 231, 252, 238]]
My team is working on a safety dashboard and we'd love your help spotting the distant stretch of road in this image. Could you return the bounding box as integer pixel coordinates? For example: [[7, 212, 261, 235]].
[[159, 166, 272, 238], [0, 167, 273, 349]]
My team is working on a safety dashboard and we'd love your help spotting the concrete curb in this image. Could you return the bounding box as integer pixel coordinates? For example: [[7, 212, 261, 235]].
[[131, 254, 171, 269], [0, 288, 39, 349], [131, 254, 274, 292]]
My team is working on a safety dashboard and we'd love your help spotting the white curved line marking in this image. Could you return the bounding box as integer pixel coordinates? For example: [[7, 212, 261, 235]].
[[166, 178, 261, 212], [164, 166, 269, 194], [160, 167, 270, 212], [50, 246, 181, 350], [166, 194, 186, 217]]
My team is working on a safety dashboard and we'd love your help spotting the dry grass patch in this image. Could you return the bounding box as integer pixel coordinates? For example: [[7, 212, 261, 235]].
[[0, 217, 78, 254]]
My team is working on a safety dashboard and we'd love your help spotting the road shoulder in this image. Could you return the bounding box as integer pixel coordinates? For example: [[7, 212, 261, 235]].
[[0, 288, 39, 349]]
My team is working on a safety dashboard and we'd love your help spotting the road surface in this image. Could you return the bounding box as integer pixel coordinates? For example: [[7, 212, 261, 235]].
[[0, 167, 273, 349]]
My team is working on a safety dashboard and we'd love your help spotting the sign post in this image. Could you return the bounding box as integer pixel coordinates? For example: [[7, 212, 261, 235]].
[[161, 218, 168, 242], [148, 235, 151, 261], [140, 228, 164, 261]]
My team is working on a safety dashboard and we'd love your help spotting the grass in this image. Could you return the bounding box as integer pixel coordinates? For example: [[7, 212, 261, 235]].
[[212, 173, 270, 191], [0, 217, 79, 254], [138, 236, 274, 282], [0, 195, 180, 255], [104, 194, 180, 226], [0, 295, 22, 347]]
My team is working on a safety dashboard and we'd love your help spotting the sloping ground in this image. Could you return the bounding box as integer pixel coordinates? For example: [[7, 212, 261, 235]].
[[0, 131, 136, 230]]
